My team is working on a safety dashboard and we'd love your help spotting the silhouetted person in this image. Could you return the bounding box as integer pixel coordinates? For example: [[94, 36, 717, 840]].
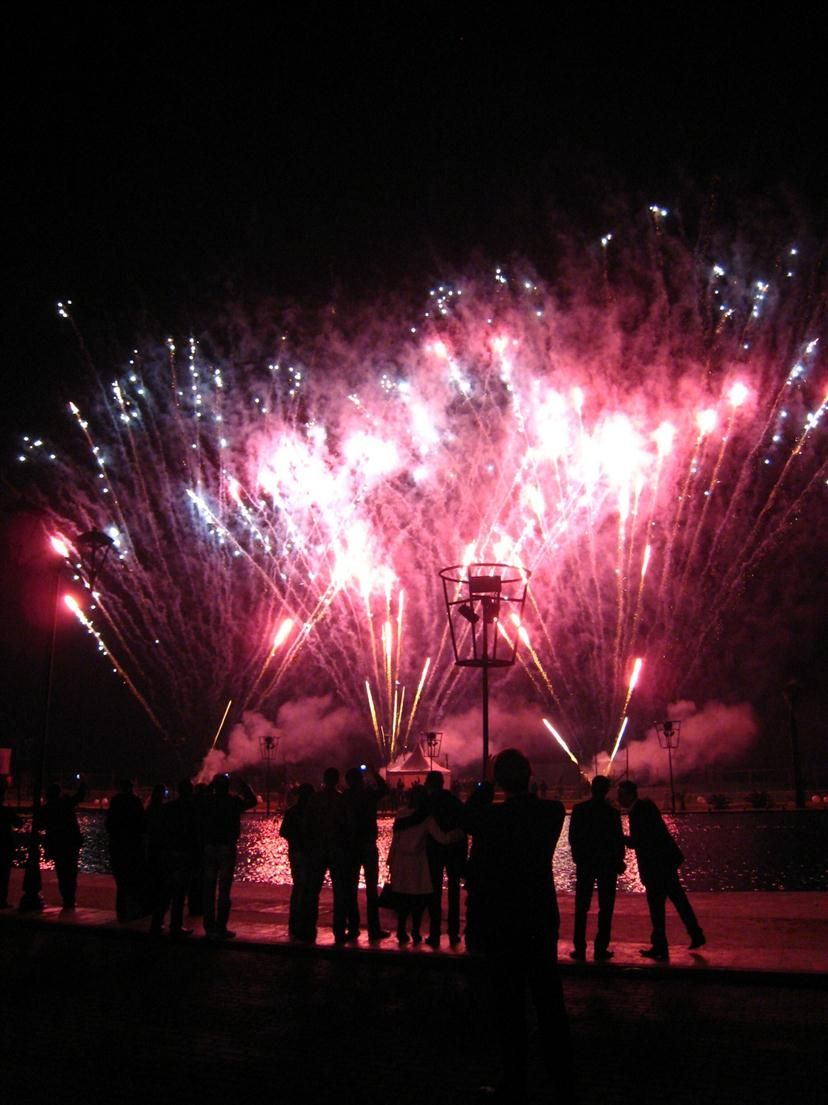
[[387, 783, 462, 946], [201, 773, 257, 939], [473, 748, 572, 1104], [186, 781, 210, 918], [151, 779, 199, 937], [568, 774, 625, 961], [462, 778, 494, 953], [40, 779, 86, 909], [305, 767, 353, 944], [279, 782, 315, 940], [106, 779, 147, 921], [618, 779, 705, 960], [422, 770, 467, 947], [145, 783, 167, 925], [343, 764, 390, 940], [0, 779, 22, 908]]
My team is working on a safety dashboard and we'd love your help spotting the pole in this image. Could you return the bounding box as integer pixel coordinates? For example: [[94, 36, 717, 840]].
[[784, 681, 806, 810], [481, 613, 489, 780], [667, 741, 676, 814], [20, 559, 61, 912], [788, 701, 805, 810], [482, 660, 489, 781]]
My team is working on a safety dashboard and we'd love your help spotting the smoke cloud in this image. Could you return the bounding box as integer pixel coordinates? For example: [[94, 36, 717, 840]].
[[196, 695, 363, 782], [437, 699, 760, 783], [438, 699, 564, 773], [619, 699, 759, 783]]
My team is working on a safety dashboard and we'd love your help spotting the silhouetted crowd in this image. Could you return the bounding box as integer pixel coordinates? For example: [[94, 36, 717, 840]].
[[4, 753, 709, 1102], [279, 765, 468, 946], [103, 774, 257, 939]]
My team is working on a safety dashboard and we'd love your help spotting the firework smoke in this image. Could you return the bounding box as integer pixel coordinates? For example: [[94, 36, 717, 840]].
[[618, 700, 759, 782], [198, 698, 361, 780]]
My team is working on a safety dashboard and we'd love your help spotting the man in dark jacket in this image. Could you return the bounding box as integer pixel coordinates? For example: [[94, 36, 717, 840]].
[[41, 779, 86, 909], [423, 770, 467, 947], [305, 767, 353, 944], [343, 765, 390, 941], [279, 782, 316, 941], [473, 748, 572, 1103], [106, 779, 146, 921], [201, 773, 257, 939], [568, 774, 625, 961], [618, 779, 705, 960], [151, 779, 200, 938]]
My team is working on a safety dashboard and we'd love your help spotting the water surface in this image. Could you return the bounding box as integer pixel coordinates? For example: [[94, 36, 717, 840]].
[[34, 809, 827, 892]]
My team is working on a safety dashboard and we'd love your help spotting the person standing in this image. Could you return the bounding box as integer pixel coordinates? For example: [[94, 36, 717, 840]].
[[342, 765, 390, 941], [618, 779, 706, 960], [387, 784, 463, 946], [279, 782, 315, 941], [200, 773, 257, 940], [151, 779, 200, 938], [40, 779, 86, 909], [144, 783, 167, 927], [305, 767, 353, 944], [568, 774, 625, 961], [422, 770, 467, 947], [0, 779, 22, 908], [461, 779, 494, 953], [106, 779, 147, 921], [472, 748, 573, 1103]]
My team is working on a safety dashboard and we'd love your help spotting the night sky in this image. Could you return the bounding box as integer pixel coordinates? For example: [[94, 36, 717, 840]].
[[2, 10, 826, 781]]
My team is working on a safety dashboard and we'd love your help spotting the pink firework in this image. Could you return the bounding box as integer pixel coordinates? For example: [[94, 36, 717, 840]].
[[14, 211, 827, 765]]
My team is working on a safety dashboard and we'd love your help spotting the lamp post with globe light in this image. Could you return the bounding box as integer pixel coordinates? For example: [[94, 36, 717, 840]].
[[19, 528, 114, 913], [655, 719, 681, 815], [423, 730, 443, 771], [259, 733, 280, 817]]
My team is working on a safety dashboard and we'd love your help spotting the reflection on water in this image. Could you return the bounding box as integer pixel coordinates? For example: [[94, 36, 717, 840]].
[[27, 809, 824, 892]]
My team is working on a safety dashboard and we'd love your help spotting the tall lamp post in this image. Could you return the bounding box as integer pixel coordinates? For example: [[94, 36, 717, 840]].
[[440, 562, 530, 779], [259, 733, 280, 817], [784, 679, 806, 810], [19, 528, 114, 912], [655, 719, 681, 815]]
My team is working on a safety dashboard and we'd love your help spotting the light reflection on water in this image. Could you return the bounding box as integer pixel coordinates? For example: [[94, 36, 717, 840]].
[[50, 810, 828, 891]]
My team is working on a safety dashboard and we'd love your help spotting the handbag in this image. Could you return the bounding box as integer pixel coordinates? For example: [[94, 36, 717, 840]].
[[377, 882, 399, 910]]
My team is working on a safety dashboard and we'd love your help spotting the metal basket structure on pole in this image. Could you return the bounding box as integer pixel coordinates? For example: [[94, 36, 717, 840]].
[[439, 562, 531, 779]]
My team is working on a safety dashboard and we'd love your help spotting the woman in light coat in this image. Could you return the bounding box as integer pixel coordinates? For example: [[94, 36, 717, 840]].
[[387, 784, 462, 945]]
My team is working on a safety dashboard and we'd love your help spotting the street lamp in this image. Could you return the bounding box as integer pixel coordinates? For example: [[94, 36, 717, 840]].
[[439, 562, 530, 779], [655, 719, 681, 815], [259, 733, 280, 817], [19, 528, 114, 913], [422, 730, 443, 770]]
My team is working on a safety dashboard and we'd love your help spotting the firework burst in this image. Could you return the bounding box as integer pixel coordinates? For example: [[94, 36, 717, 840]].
[[15, 210, 827, 768]]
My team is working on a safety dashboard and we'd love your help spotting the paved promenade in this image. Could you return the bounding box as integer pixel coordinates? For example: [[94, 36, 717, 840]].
[[2, 870, 826, 1105], [5, 868, 827, 978]]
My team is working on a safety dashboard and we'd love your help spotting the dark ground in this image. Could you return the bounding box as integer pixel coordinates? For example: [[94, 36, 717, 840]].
[[2, 917, 826, 1105]]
